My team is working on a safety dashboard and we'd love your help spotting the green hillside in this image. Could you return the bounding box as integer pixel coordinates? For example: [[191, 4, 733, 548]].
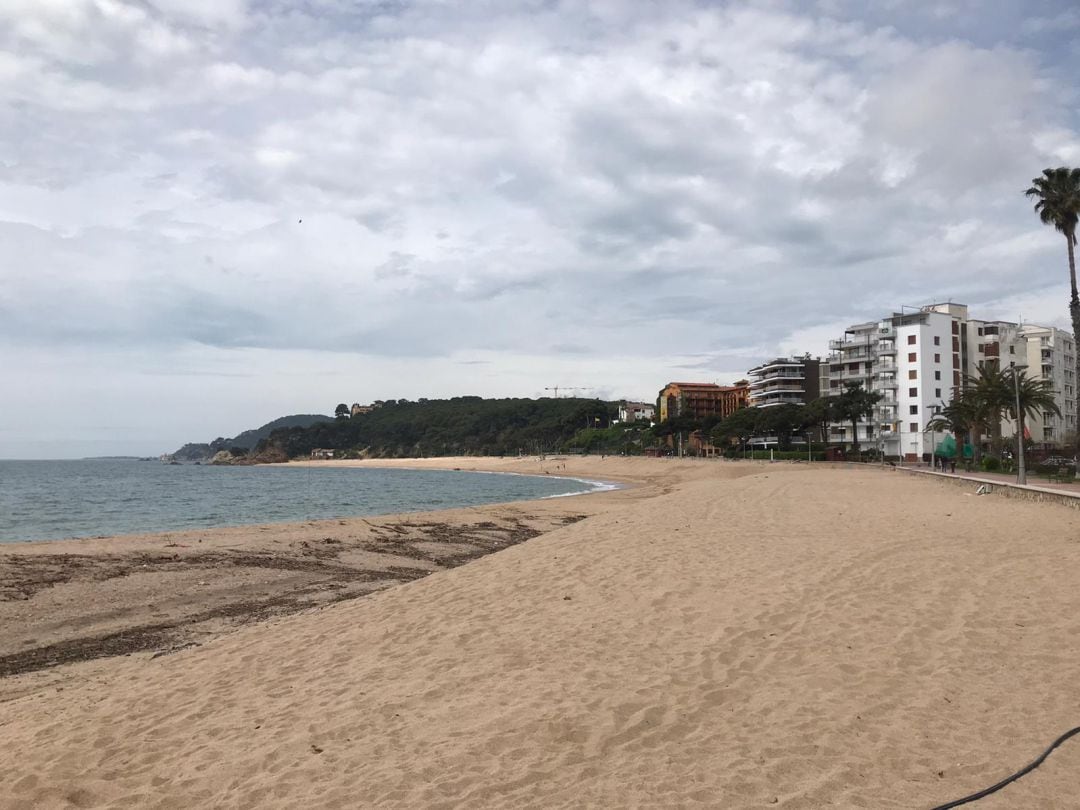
[[223, 414, 334, 450], [259, 397, 619, 459]]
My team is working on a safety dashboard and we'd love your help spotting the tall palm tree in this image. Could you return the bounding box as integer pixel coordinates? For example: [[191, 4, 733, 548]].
[[1004, 369, 1061, 437], [1025, 167, 1080, 456]]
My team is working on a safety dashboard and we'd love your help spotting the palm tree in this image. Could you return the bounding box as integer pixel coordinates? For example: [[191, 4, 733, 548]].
[[959, 364, 1062, 459], [1004, 369, 1061, 441], [1025, 167, 1080, 457], [966, 363, 1013, 455], [926, 389, 982, 462], [831, 382, 883, 456]]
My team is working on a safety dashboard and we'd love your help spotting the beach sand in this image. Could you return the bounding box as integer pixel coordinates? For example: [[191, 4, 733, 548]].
[[3, 457, 1080, 808]]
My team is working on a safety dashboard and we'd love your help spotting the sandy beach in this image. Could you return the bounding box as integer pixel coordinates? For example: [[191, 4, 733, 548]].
[[3, 457, 1080, 808]]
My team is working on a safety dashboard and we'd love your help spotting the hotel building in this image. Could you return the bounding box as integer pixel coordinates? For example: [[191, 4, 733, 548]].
[[657, 382, 749, 422]]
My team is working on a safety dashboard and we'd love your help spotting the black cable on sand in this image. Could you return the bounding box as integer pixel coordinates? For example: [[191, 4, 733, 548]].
[[931, 726, 1080, 809]]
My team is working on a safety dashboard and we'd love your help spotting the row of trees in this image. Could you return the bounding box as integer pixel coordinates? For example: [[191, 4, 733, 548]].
[[707, 383, 883, 454], [927, 364, 1059, 460]]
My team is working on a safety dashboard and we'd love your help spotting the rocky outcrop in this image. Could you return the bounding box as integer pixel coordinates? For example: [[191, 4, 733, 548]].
[[251, 446, 289, 464], [171, 443, 214, 462]]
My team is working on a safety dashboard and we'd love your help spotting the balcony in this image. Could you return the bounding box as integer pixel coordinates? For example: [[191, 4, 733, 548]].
[[876, 341, 897, 356], [748, 372, 804, 387], [752, 394, 806, 407], [829, 335, 873, 350], [749, 386, 805, 398]]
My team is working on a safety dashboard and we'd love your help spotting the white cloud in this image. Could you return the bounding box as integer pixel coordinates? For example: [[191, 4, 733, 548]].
[[1, 0, 1079, 455]]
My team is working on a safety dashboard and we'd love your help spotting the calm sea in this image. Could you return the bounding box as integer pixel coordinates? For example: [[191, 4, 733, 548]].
[[0, 460, 607, 544]]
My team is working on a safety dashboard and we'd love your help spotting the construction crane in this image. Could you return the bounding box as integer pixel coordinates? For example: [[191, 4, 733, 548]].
[[544, 386, 588, 399]]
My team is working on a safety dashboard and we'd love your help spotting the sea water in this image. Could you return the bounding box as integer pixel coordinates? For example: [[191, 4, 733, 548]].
[[0, 459, 605, 543]]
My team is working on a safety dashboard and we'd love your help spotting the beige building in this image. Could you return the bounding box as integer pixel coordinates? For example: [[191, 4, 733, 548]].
[[657, 382, 749, 422]]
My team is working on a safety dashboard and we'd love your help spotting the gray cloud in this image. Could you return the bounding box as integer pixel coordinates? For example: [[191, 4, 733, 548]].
[[1, 0, 1079, 455]]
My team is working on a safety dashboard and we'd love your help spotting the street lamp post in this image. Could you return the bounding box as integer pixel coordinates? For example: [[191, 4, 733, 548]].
[[1010, 362, 1028, 485]]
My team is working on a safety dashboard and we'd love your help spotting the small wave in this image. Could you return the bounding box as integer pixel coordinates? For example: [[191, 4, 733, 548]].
[[442, 467, 620, 495], [542, 477, 621, 498]]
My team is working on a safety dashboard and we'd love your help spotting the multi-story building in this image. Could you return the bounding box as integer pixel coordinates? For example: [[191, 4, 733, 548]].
[[618, 401, 656, 423], [825, 307, 959, 460], [657, 381, 749, 422], [1005, 325, 1077, 445], [925, 303, 1021, 379], [745, 356, 822, 408], [824, 302, 1077, 458]]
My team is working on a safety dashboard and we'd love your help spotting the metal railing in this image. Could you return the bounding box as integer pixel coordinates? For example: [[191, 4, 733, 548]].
[[829, 335, 873, 349]]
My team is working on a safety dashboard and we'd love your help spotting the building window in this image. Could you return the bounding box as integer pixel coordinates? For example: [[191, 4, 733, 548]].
[[909, 422, 918, 432], [977, 327, 983, 336], [908, 352, 917, 362], [1010, 346, 1015, 354], [934, 370, 941, 380], [909, 405, 918, 415], [934, 353, 940, 363], [977, 344, 983, 352], [909, 370, 917, 379], [934, 336, 941, 346], [907, 335, 916, 345], [934, 388, 940, 398], [906, 387, 916, 396]]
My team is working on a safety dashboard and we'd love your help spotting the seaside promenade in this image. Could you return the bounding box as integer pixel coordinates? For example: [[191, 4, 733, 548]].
[[904, 465, 1080, 497], [3, 457, 1079, 808]]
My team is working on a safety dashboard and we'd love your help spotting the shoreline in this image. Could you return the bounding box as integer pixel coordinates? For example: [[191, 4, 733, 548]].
[[1, 457, 626, 548], [5, 460, 1080, 806], [0, 456, 655, 700]]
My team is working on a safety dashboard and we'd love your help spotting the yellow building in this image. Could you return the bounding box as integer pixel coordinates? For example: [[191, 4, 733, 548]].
[[658, 381, 749, 422]]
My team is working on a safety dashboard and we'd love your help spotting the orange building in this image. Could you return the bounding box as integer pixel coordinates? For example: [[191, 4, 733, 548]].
[[657, 381, 749, 422]]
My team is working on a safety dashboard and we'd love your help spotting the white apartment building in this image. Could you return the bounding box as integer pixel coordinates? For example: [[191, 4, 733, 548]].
[[825, 302, 1077, 458], [1002, 325, 1077, 445], [827, 308, 957, 460]]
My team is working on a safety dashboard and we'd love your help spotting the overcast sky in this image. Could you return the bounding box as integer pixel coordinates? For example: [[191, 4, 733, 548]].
[[2, 0, 1079, 458]]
